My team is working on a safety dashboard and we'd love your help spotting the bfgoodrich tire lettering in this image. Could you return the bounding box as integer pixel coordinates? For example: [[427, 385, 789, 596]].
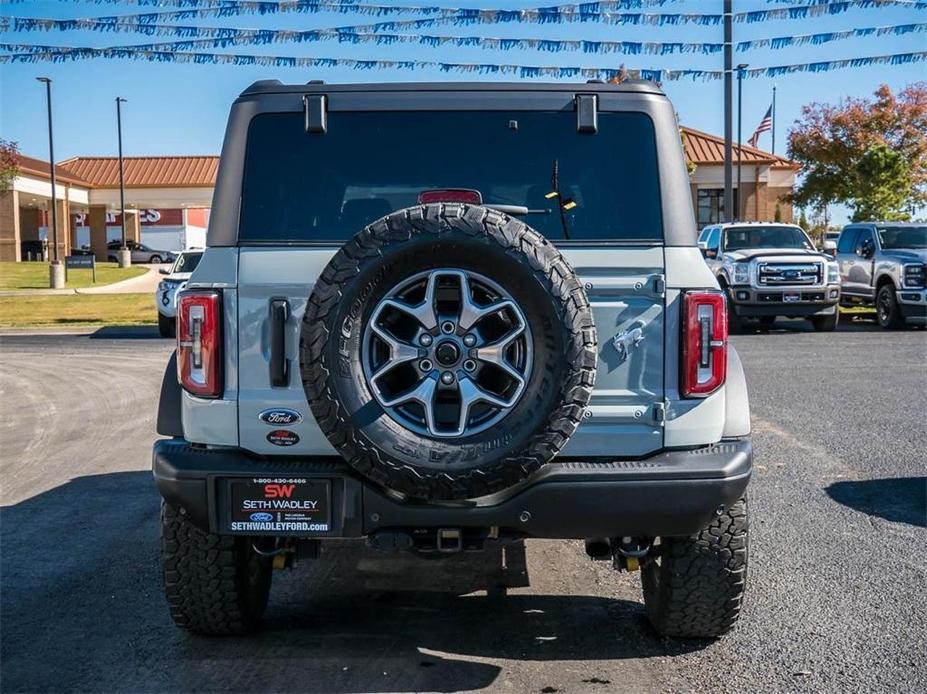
[[160, 501, 272, 635], [300, 203, 597, 502], [641, 497, 749, 638]]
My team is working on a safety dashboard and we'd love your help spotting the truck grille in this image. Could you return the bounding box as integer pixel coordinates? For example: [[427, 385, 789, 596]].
[[757, 262, 822, 286]]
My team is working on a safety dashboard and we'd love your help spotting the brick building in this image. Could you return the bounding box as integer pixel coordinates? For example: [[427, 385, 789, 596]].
[[682, 127, 800, 228], [0, 130, 797, 261], [0, 155, 214, 262]]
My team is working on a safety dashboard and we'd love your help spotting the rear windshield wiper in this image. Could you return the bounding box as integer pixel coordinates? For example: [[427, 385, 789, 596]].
[[485, 204, 552, 217]]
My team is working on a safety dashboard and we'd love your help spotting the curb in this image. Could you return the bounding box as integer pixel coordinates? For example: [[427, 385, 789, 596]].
[[0, 324, 162, 338]]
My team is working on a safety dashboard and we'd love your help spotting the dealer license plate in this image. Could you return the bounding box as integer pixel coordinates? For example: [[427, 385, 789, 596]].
[[228, 478, 331, 533], [783, 292, 801, 303]]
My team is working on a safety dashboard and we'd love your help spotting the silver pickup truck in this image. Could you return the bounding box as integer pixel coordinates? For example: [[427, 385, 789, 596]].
[[698, 222, 841, 331], [835, 222, 927, 329]]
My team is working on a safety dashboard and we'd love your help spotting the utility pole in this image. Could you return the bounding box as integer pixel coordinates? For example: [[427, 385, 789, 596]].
[[723, 0, 733, 223], [737, 64, 748, 222], [116, 97, 131, 268], [37, 77, 64, 289]]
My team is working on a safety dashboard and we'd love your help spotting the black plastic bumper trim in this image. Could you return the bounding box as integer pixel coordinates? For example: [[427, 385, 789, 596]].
[[152, 439, 752, 539]]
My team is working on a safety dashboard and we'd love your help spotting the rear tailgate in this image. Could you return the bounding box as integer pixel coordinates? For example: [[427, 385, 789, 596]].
[[236, 245, 664, 458]]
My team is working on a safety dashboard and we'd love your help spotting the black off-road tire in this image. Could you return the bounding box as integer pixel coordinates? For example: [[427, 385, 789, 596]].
[[811, 311, 839, 332], [641, 497, 748, 638], [876, 283, 905, 330], [300, 203, 597, 502], [160, 501, 272, 635], [158, 312, 175, 338]]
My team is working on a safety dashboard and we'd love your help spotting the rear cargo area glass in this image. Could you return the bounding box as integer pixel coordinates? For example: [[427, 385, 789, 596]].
[[238, 111, 662, 243]]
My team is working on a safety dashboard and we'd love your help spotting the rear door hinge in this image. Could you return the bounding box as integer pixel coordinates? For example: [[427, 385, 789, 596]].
[[304, 94, 327, 133], [653, 276, 666, 296], [653, 402, 666, 425]]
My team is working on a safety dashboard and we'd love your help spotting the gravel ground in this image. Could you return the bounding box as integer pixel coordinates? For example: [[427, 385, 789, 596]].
[[0, 318, 924, 693]]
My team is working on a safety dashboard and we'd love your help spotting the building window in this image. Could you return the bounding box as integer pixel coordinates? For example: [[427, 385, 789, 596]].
[[697, 189, 739, 229]]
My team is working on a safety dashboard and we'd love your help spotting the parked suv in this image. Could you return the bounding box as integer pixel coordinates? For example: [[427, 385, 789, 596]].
[[153, 81, 752, 639], [106, 240, 176, 264], [698, 222, 841, 331], [835, 222, 927, 329], [155, 249, 203, 337]]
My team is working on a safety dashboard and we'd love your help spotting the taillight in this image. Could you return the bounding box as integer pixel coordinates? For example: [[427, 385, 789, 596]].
[[177, 290, 223, 398], [418, 189, 483, 205], [681, 290, 727, 398]]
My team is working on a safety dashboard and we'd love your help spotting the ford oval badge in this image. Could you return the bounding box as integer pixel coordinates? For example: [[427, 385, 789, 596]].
[[250, 512, 274, 522], [259, 408, 303, 426]]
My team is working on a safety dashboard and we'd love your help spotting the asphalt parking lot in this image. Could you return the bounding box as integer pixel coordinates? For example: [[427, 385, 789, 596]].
[[1, 317, 924, 693]]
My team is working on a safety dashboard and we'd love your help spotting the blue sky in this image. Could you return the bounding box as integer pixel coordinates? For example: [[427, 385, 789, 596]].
[[1, 0, 925, 223]]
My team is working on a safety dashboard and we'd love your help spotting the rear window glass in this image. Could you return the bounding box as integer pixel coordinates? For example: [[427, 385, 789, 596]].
[[173, 252, 202, 273], [238, 111, 662, 243]]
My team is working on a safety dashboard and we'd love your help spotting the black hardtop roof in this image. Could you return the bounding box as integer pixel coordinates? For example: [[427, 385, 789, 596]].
[[240, 79, 665, 97]]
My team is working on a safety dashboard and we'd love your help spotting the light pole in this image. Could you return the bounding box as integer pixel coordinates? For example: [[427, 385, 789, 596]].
[[115, 97, 131, 268], [723, 0, 733, 223], [736, 63, 748, 222], [37, 77, 64, 288]]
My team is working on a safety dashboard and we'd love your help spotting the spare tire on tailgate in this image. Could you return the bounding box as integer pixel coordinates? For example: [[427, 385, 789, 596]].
[[300, 203, 596, 501]]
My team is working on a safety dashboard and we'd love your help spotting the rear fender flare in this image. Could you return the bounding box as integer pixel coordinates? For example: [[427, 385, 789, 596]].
[[157, 351, 184, 438], [723, 344, 750, 438]]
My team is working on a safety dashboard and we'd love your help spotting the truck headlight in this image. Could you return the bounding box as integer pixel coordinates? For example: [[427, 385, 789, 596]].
[[158, 281, 169, 292], [827, 262, 839, 284], [903, 264, 925, 289], [732, 263, 750, 285]]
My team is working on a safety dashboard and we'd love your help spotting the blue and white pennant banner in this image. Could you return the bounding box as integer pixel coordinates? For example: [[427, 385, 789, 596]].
[[2, 45, 923, 83], [5, 0, 923, 30]]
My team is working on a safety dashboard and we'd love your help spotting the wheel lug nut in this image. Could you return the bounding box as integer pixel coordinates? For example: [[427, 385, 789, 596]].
[[463, 334, 476, 347], [441, 321, 455, 334], [463, 359, 477, 372], [419, 359, 433, 372], [419, 334, 433, 347], [441, 371, 455, 385]]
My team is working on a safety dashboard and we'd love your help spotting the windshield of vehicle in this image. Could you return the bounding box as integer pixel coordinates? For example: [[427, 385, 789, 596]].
[[877, 226, 927, 249], [172, 252, 202, 274], [723, 226, 814, 251], [238, 111, 663, 243]]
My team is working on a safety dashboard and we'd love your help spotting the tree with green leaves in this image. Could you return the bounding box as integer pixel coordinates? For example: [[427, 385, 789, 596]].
[[0, 139, 20, 192], [787, 83, 925, 222]]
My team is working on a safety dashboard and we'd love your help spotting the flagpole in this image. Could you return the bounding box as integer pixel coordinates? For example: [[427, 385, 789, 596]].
[[772, 84, 777, 155]]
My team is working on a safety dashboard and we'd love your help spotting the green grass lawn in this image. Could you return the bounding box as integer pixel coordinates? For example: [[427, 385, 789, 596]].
[[0, 293, 156, 327], [0, 261, 147, 290]]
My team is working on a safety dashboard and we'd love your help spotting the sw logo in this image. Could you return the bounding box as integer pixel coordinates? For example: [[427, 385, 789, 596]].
[[264, 484, 296, 499]]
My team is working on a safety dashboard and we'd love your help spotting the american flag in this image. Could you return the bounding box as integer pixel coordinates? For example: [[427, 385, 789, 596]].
[[748, 105, 773, 148]]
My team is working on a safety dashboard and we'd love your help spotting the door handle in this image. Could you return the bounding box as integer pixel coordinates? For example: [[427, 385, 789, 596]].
[[269, 299, 290, 387]]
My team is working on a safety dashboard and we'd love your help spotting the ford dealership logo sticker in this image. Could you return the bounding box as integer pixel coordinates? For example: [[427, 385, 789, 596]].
[[259, 408, 303, 426], [250, 512, 274, 522], [267, 430, 300, 447]]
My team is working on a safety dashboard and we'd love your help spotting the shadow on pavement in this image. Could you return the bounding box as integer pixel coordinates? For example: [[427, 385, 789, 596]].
[[826, 477, 927, 528], [0, 472, 702, 693], [89, 325, 163, 340]]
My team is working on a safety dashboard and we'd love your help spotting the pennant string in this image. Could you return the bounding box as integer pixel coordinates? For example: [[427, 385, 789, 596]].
[[1, 44, 923, 84], [3, 0, 923, 33]]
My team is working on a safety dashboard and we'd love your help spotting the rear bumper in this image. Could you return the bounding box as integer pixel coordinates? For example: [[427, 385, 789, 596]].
[[152, 438, 752, 540], [729, 283, 840, 317]]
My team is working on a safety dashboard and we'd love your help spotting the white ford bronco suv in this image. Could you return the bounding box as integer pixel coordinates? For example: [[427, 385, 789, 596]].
[[153, 81, 752, 639]]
